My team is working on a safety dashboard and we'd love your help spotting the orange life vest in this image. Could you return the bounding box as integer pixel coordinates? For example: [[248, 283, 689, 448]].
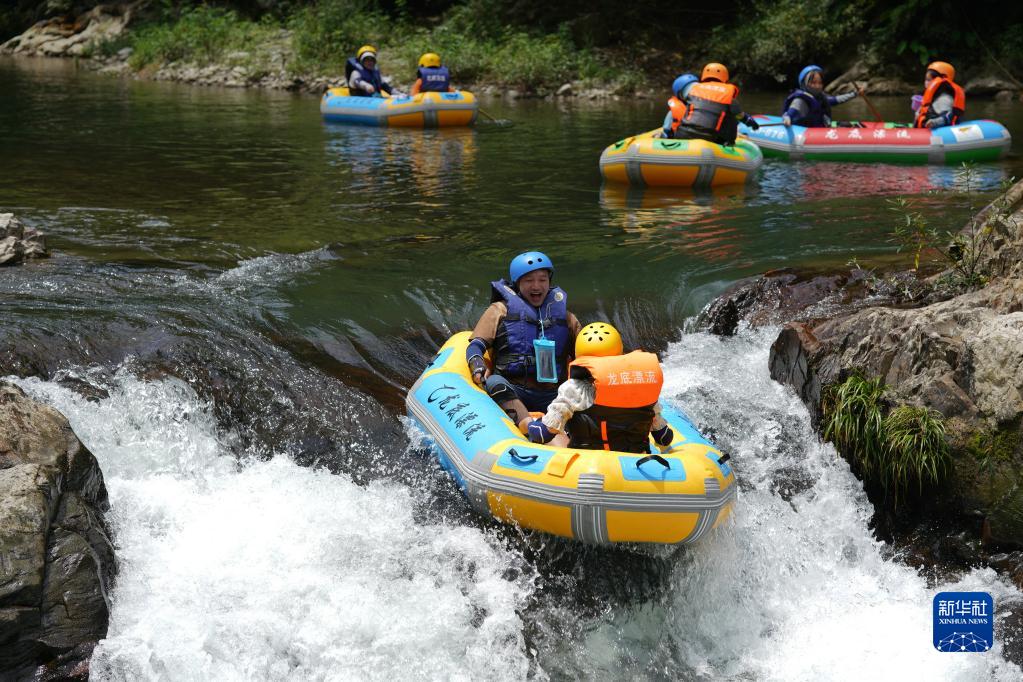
[[667, 96, 686, 134], [679, 81, 739, 134], [914, 76, 966, 128], [568, 351, 663, 452]]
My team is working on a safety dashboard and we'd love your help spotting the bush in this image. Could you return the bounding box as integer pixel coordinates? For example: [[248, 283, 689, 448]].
[[128, 5, 278, 68], [288, 0, 391, 73], [706, 0, 864, 84]]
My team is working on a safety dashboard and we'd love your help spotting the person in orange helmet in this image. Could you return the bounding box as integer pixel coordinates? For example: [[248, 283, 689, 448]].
[[914, 61, 966, 129], [667, 62, 759, 145], [521, 322, 675, 453]]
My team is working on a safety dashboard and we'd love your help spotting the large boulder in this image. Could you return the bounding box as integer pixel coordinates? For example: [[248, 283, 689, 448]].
[[0, 4, 133, 57], [768, 181, 1023, 544], [0, 213, 48, 266], [0, 381, 115, 679]]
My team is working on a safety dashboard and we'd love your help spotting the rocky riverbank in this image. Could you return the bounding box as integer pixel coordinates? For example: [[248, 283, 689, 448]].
[[703, 178, 1023, 581], [2, 2, 1021, 101], [0, 381, 115, 680]]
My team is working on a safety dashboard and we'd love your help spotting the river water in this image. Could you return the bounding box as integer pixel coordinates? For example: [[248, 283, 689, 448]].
[[3, 56, 1023, 680]]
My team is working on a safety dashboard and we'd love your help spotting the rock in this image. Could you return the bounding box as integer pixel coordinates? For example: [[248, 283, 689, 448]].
[[0, 4, 133, 58], [766, 179, 1023, 543], [0, 236, 24, 266], [0, 381, 115, 679], [995, 90, 1018, 103], [116, 46, 132, 60], [556, 82, 573, 96], [1, 212, 24, 239], [964, 76, 1022, 96], [0, 213, 49, 265], [507, 89, 521, 99]]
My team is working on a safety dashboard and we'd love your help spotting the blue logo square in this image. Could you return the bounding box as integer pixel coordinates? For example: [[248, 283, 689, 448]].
[[933, 591, 993, 652]]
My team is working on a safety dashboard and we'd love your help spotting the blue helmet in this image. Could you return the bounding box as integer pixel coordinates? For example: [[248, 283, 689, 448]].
[[799, 65, 824, 89], [509, 251, 554, 283], [672, 73, 698, 98]]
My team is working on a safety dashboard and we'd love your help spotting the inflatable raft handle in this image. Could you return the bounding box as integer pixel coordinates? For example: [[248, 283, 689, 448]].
[[717, 453, 731, 465], [508, 448, 538, 464], [635, 454, 670, 469]]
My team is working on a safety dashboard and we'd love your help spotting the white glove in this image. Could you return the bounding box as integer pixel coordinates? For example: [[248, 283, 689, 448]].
[[361, 82, 375, 94]]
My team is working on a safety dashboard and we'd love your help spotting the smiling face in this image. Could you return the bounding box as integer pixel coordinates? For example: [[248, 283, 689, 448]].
[[806, 71, 823, 91], [516, 270, 551, 306]]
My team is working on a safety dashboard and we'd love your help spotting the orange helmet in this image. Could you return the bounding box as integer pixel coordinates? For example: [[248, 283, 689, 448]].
[[926, 61, 955, 81], [701, 62, 729, 83]]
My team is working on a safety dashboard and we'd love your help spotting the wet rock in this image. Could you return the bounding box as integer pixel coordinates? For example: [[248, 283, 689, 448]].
[[556, 83, 573, 96], [964, 76, 1022, 96], [0, 382, 114, 679], [0, 213, 48, 265], [766, 179, 1023, 544], [995, 90, 1019, 103]]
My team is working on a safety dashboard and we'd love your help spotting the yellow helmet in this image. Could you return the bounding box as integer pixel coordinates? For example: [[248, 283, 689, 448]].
[[926, 61, 955, 81], [575, 322, 623, 358], [357, 45, 377, 63], [701, 62, 729, 83], [418, 52, 441, 68]]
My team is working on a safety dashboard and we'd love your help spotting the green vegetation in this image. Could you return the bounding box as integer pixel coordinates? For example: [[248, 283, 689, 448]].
[[823, 373, 951, 505], [7, 1, 1023, 90], [889, 166, 1018, 293], [124, 5, 280, 69]]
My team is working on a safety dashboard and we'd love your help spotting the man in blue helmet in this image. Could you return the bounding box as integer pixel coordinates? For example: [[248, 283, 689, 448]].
[[465, 252, 582, 424], [781, 65, 862, 127]]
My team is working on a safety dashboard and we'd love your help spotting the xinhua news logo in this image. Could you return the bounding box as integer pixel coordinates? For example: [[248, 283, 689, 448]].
[[933, 592, 993, 652]]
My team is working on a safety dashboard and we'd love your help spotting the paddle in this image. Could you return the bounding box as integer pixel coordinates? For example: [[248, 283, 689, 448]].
[[856, 83, 884, 123], [478, 107, 513, 127]]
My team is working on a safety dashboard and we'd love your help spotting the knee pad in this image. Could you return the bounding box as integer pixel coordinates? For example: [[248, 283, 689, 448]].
[[483, 376, 518, 405]]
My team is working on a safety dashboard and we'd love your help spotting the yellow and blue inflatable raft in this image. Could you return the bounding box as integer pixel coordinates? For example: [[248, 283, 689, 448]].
[[406, 332, 737, 545], [600, 129, 762, 187], [320, 88, 478, 128]]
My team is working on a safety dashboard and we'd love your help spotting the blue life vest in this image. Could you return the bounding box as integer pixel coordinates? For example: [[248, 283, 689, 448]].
[[417, 66, 450, 92], [782, 89, 832, 127], [490, 279, 570, 381], [345, 57, 385, 97]]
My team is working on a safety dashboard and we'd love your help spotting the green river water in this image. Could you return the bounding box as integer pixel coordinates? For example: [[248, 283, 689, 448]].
[[4, 55, 1023, 680]]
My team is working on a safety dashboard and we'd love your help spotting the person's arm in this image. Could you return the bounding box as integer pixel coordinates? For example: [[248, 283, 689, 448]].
[[782, 96, 810, 126], [650, 402, 675, 446], [828, 90, 857, 107], [662, 110, 675, 138], [349, 72, 373, 94], [732, 99, 759, 130], [466, 303, 505, 385], [380, 78, 394, 95], [525, 371, 595, 443], [411, 78, 422, 95], [925, 92, 956, 127]]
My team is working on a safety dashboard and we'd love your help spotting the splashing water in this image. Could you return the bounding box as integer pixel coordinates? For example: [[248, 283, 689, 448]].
[[13, 374, 534, 681], [10, 325, 1023, 681]]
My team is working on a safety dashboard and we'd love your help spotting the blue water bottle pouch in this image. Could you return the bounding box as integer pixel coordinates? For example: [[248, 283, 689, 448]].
[[533, 338, 558, 383]]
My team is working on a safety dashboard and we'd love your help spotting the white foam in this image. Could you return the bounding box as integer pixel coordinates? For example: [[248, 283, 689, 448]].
[[647, 328, 1023, 680], [12, 373, 532, 682]]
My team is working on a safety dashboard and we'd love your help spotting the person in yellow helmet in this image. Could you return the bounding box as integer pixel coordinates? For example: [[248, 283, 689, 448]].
[[521, 322, 675, 453], [410, 52, 454, 95], [345, 45, 395, 97], [668, 62, 759, 145]]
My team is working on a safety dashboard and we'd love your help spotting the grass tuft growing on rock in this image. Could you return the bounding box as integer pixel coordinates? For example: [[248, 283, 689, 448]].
[[823, 373, 952, 506]]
